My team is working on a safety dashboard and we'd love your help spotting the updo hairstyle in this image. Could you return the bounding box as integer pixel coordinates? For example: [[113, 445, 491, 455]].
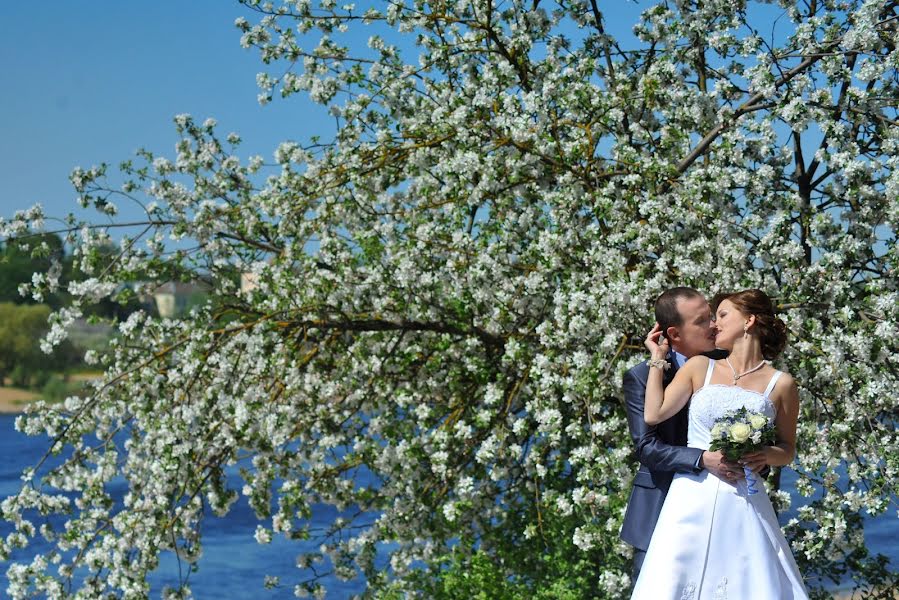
[[711, 289, 787, 360]]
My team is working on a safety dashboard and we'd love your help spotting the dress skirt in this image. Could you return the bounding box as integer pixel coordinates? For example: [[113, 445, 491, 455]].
[[631, 470, 808, 599]]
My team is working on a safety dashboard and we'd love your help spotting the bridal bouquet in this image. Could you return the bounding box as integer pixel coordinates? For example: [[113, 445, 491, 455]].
[[709, 407, 775, 495]]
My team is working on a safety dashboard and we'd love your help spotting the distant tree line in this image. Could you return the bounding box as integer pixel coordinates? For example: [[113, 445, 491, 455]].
[[0, 233, 136, 318], [0, 234, 137, 389], [0, 303, 79, 387]]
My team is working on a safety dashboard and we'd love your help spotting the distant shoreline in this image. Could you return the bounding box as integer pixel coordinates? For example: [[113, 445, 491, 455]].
[[0, 387, 38, 413], [0, 373, 99, 413]]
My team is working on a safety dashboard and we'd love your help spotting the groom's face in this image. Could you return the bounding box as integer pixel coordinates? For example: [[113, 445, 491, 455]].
[[669, 296, 716, 358]]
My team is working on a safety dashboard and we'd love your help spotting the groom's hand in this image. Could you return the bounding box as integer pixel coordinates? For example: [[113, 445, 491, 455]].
[[701, 450, 743, 484]]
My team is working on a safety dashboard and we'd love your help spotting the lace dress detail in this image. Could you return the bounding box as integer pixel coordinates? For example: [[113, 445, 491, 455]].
[[631, 360, 808, 600], [687, 385, 777, 452], [689, 384, 776, 424]]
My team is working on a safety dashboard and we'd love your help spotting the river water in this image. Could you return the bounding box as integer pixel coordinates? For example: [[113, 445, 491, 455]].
[[0, 415, 894, 597], [0, 414, 365, 598]]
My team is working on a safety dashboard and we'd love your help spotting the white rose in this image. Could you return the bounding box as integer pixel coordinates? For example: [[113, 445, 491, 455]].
[[728, 423, 752, 443], [711, 423, 726, 439], [749, 414, 768, 430]]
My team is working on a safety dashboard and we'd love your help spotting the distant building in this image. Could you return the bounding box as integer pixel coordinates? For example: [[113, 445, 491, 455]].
[[147, 282, 207, 318], [240, 272, 259, 294]]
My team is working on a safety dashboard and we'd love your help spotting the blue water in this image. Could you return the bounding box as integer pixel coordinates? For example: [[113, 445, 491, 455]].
[[0, 415, 365, 599], [1, 414, 896, 597], [778, 467, 898, 591]]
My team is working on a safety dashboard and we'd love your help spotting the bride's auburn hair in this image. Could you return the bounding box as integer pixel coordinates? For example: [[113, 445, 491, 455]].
[[712, 289, 787, 360]]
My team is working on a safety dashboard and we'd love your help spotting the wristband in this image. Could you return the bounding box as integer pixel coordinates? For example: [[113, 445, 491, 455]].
[[648, 358, 670, 370]]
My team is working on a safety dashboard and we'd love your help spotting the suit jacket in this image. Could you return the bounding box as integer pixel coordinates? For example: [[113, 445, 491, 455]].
[[619, 351, 703, 551]]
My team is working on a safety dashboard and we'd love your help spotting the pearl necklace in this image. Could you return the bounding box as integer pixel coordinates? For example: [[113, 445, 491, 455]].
[[725, 357, 766, 384]]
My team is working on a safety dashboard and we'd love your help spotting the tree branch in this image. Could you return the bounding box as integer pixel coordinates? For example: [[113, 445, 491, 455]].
[[676, 49, 836, 176], [286, 316, 506, 350]]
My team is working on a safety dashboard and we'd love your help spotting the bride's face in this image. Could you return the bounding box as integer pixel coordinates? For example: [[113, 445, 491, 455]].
[[713, 299, 747, 348]]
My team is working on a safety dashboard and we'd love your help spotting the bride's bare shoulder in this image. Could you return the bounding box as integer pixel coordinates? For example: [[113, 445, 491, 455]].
[[684, 355, 711, 368], [771, 371, 799, 407], [682, 355, 711, 380], [774, 370, 797, 389]]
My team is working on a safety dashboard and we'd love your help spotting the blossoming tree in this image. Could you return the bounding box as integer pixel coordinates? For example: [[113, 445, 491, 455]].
[[2, 0, 898, 597]]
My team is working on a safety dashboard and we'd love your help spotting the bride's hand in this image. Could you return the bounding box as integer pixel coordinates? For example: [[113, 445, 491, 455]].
[[739, 450, 769, 473], [644, 323, 669, 358]]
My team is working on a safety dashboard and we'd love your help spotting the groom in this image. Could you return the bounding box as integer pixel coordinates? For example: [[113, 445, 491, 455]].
[[620, 287, 735, 577]]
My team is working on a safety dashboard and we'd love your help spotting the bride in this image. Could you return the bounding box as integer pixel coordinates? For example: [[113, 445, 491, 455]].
[[630, 289, 808, 599]]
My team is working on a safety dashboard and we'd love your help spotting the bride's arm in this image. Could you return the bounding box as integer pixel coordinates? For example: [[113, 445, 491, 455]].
[[643, 327, 701, 425], [645, 357, 703, 425], [741, 374, 799, 470]]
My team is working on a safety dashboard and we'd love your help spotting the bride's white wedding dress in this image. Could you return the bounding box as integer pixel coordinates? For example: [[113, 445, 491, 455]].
[[631, 360, 809, 599]]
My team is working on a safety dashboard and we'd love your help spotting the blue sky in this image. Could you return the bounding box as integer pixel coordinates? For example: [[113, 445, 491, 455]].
[[0, 1, 333, 221]]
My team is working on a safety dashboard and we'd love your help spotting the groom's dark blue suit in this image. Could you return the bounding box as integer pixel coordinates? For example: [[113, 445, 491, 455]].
[[620, 351, 703, 566]]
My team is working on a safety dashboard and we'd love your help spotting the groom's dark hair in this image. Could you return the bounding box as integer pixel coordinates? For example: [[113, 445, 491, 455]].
[[655, 287, 704, 333]]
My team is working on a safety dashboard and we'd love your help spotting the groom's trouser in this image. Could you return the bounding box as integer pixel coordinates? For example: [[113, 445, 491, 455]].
[[632, 549, 646, 581]]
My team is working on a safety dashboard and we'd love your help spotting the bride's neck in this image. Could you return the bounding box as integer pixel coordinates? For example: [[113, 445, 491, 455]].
[[726, 341, 765, 371]]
